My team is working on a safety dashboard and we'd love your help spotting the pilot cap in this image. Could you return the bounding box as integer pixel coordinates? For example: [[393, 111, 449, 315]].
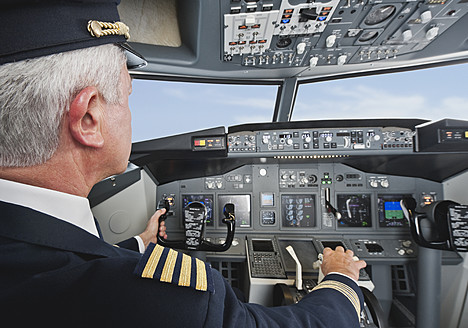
[[0, 0, 147, 69]]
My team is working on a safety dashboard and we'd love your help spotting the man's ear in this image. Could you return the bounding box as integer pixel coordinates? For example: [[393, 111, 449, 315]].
[[68, 86, 105, 148]]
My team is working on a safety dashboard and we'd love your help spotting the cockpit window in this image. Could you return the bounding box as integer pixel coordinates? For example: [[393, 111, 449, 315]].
[[130, 79, 278, 142], [293, 63, 468, 122]]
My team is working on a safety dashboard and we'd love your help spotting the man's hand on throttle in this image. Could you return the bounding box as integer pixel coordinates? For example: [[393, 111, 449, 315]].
[[321, 246, 367, 281]]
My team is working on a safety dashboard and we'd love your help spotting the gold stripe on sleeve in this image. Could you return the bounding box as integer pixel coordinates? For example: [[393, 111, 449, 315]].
[[141, 244, 164, 278], [312, 280, 361, 319], [178, 254, 192, 287], [195, 258, 207, 291], [161, 248, 178, 283]]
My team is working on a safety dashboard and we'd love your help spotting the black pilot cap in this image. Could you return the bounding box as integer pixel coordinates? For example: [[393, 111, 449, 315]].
[[0, 0, 147, 69]]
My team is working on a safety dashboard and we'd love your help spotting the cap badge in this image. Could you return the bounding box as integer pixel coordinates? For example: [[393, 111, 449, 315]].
[[87, 20, 130, 39]]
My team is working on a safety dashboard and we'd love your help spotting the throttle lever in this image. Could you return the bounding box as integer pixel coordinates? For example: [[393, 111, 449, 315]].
[[324, 187, 341, 220]]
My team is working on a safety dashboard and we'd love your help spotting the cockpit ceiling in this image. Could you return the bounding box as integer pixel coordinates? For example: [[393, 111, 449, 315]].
[[119, 0, 468, 82]]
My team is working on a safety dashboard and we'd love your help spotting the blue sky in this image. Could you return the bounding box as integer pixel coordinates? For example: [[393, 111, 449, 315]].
[[130, 62, 468, 142]]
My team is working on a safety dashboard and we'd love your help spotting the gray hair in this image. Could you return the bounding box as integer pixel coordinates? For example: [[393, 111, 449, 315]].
[[0, 44, 127, 167]]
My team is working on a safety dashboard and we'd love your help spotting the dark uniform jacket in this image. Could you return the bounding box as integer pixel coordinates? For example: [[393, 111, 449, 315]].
[[0, 200, 364, 327]]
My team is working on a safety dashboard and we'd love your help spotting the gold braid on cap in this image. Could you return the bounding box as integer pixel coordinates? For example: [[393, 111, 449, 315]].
[[87, 20, 130, 39]]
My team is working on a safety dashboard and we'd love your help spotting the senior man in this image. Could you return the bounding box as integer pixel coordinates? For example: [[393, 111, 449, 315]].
[[0, 1, 366, 327]]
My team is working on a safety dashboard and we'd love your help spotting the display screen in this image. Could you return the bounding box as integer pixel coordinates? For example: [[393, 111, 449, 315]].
[[281, 194, 316, 228], [218, 194, 251, 228], [336, 194, 372, 227], [378, 194, 412, 227], [252, 239, 274, 252], [182, 194, 214, 226], [261, 192, 275, 207], [321, 240, 347, 250]]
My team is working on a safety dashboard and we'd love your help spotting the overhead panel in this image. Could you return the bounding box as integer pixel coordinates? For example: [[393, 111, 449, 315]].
[[222, 0, 468, 69]]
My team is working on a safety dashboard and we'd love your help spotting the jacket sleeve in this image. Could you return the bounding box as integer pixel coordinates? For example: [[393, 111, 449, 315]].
[[116, 237, 139, 252], [134, 243, 363, 328], [204, 270, 364, 328]]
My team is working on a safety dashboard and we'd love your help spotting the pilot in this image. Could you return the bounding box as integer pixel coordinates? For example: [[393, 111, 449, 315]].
[[0, 1, 366, 327]]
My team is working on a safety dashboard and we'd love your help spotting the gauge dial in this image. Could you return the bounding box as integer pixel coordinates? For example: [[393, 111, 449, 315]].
[[364, 5, 396, 26], [337, 194, 372, 227], [281, 194, 316, 228], [359, 30, 379, 42]]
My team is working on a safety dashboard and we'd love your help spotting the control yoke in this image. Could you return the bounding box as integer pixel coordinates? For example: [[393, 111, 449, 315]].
[[402, 199, 468, 252], [157, 201, 236, 252]]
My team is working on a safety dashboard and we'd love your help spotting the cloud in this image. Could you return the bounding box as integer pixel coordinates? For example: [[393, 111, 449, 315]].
[[160, 86, 190, 100], [294, 84, 468, 121], [215, 96, 275, 111], [151, 84, 276, 113], [438, 97, 468, 119], [233, 114, 273, 124]]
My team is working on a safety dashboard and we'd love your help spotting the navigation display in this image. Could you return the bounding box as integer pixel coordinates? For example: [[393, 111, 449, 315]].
[[336, 194, 372, 227], [218, 194, 251, 228], [378, 194, 412, 227], [182, 194, 214, 226], [281, 194, 316, 228]]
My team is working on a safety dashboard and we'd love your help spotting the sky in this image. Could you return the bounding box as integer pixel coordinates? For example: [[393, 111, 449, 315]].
[[129, 62, 468, 142]]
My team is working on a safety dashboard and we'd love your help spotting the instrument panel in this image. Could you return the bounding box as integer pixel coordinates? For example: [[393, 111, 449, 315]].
[[228, 125, 415, 155], [124, 119, 467, 265], [157, 162, 444, 263]]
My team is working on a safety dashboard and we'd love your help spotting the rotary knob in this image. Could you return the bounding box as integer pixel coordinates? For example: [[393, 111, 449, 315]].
[[309, 56, 319, 67], [297, 42, 306, 55], [420, 10, 432, 24], [402, 29, 413, 42], [380, 179, 389, 188], [402, 240, 412, 248], [326, 34, 337, 48], [337, 54, 347, 66], [426, 26, 439, 41]]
